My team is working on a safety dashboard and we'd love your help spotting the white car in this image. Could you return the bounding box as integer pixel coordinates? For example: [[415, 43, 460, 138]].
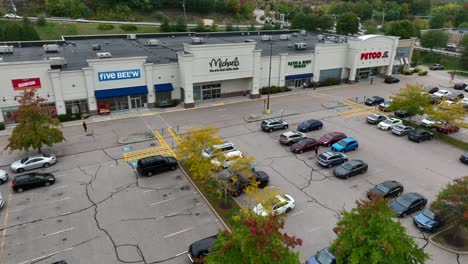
[[3, 13, 21, 19], [377, 118, 402, 130], [420, 117, 443, 128], [432, 90, 450, 98], [10, 153, 57, 173], [253, 194, 295, 216], [76, 18, 87, 22], [0, 170, 8, 184], [457, 98, 468, 105], [210, 150, 243, 169]]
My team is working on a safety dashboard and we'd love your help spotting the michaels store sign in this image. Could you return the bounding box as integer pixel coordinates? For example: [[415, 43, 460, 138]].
[[98, 69, 141, 82]]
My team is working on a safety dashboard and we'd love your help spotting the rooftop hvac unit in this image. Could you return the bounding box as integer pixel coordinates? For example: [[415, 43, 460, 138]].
[[191, 37, 205, 44], [292, 32, 298, 37], [280, 34, 290, 40], [294, 43, 307, 50], [0, 45, 14, 53], [299, 30, 307, 36], [244, 39, 255, 42], [97, 52, 112, 58], [261, 35, 272, 41], [46, 57, 67, 67], [91, 44, 101, 50], [127, 34, 137, 40], [147, 39, 161, 46], [43, 44, 59, 52]]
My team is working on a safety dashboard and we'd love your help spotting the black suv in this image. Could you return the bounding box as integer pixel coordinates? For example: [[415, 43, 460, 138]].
[[136, 155, 178, 176], [384, 76, 400, 84], [261, 119, 289, 132], [225, 170, 270, 197], [454, 83, 467, 90], [408, 129, 433, 143], [12, 172, 55, 193], [188, 235, 217, 263]]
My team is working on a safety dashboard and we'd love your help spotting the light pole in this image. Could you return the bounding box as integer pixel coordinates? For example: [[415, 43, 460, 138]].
[[265, 42, 273, 114]]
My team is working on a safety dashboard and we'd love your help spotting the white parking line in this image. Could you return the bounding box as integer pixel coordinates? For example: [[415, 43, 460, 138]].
[[149, 197, 176, 206], [164, 227, 193, 239], [175, 251, 188, 257], [9, 197, 71, 213], [51, 185, 68, 190], [306, 227, 321, 233], [291, 210, 304, 216], [15, 227, 74, 245], [17, 247, 74, 264]]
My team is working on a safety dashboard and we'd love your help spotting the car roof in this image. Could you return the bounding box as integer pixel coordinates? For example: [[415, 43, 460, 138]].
[[327, 132, 344, 136], [189, 235, 218, 255], [254, 171, 270, 181], [223, 150, 243, 158], [348, 159, 364, 166], [322, 151, 343, 157], [413, 129, 428, 134], [264, 118, 281, 123], [282, 131, 299, 137], [370, 96, 383, 99], [381, 180, 401, 188], [403, 192, 424, 202], [342, 137, 356, 142]]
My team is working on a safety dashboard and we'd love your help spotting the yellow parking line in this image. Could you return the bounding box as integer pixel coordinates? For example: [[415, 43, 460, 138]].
[[167, 127, 181, 144], [0, 190, 12, 263], [141, 113, 154, 117]]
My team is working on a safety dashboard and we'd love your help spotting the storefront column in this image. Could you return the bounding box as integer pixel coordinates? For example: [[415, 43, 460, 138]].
[[177, 51, 196, 108], [144, 63, 155, 108], [278, 53, 288, 87], [49, 70, 66, 115], [83, 68, 98, 115], [0, 110, 4, 123], [250, 50, 262, 99], [313, 49, 321, 83], [386, 40, 399, 76], [348, 49, 359, 83]]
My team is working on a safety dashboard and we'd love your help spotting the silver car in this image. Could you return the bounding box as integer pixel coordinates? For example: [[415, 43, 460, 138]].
[[10, 153, 57, 173], [0, 170, 8, 184], [279, 131, 306, 145]]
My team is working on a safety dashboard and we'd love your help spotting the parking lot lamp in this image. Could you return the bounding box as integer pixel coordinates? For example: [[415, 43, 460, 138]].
[[266, 42, 273, 114]]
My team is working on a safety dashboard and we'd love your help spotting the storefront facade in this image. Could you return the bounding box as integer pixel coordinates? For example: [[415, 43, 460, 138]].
[[0, 33, 410, 124]]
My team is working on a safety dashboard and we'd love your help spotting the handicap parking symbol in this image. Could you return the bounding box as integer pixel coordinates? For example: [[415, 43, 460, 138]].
[[122, 146, 133, 152]]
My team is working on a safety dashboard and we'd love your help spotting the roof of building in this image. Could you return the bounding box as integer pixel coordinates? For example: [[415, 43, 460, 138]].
[[0, 30, 358, 71]]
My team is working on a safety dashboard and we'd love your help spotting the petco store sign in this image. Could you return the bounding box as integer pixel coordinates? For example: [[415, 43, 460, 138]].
[[361, 51, 389, 60], [98, 69, 141, 81]]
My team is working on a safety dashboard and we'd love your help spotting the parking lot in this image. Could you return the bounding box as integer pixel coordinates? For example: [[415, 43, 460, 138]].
[[0, 71, 466, 263]]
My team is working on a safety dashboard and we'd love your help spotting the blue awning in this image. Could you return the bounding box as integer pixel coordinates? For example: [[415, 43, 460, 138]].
[[285, 73, 313, 80], [95, 85, 148, 99], [155, 83, 174, 92]]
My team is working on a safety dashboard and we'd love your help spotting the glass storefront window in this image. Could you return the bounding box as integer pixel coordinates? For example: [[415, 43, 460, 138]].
[[65, 100, 89, 115]]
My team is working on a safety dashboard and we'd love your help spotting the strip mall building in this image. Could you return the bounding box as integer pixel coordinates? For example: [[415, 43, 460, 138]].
[[0, 31, 415, 125]]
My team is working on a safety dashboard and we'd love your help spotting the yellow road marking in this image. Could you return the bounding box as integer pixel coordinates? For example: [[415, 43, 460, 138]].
[[141, 113, 154, 117], [0, 190, 12, 263], [167, 127, 182, 144]]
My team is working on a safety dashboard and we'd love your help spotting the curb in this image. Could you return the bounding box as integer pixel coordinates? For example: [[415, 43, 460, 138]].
[[428, 227, 468, 255], [243, 112, 301, 123], [178, 165, 232, 233]]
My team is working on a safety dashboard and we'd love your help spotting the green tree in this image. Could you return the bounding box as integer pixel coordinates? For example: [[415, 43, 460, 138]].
[[336, 12, 359, 36], [385, 20, 416, 39], [427, 102, 467, 129], [317, 15, 335, 33], [160, 17, 172, 32], [383, 2, 401, 21], [431, 176, 468, 242], [36, 16, 47, 27], [174, 18, 187, 32], [363, 20, 378, 34], [420, 30, 449, 51], [461, 35, 468, 70], [387, 83, 431, 121], [430, 14, 447, 29], [21, 19, 40, 41], [400, 3, 410, 19], [410, 0, 431, 16], [205, 212, 302, 264], [331, 198, 429, 264], [8, 90, 64, 153]]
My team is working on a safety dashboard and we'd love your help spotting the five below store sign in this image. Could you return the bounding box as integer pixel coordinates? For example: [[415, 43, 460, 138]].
[[98, 69, 141, 81]]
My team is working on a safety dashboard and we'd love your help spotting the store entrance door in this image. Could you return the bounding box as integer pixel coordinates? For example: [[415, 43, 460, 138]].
[[130, 97, 142, 109]]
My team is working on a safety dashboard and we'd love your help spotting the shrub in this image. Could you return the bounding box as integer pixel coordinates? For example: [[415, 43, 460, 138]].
[[403, 70, 413, 75], [57, 114, 82, 122], [262, 24, 274, 30], [0, 122, 5, 130], [418, 70, 428, 76], [97, 23, 115, 30], [119, 24, 137, 31], [259, 86, 291, 94], [226, 24, 234, 31], [36, 16, 47, 27], [153, 11, 167, 21], [414, 67, 423, 73]]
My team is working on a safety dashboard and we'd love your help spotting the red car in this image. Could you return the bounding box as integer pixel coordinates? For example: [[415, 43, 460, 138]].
[[319, 132, 347, 147], [436, 124, 459, 134], [291, 138, 320, 154]]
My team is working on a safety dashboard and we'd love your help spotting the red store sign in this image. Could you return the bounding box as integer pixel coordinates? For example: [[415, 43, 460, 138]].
[[361, 51, 389, 60], [11, 78, 42, 90]]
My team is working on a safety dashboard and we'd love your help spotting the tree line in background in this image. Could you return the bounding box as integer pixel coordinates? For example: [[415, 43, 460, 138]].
[[0, 18, 40, 41]]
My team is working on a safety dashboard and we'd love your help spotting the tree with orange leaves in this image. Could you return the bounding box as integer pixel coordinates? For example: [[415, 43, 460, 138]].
[[8, 89, 64, 153]]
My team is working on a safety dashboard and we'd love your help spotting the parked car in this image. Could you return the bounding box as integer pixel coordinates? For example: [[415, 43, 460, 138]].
[[425, 85, 439, 94], [408, 129, 434, 143], [253, 194, 295, 216], [279, 131, 306, 145], [3, 13, 21, 19], [366, 114, 388, 124], [458, 98, 468, 106], [201, 142, 236, 158], [446, 92, 464, 101], [12, 172, 55, 193], [394, 109, 414, 118], [453, 83, 467, 90], [223, 170, 270, 197], [432, 89, 450, 99], [384, 76, 400, 84], [0, 170, 8, 184], [306, 247, 336, 264], [319, 132, 347, 147], [297, 119, 323, 132], [429, 64, 444, 70], [210, 150, 244, 169], [378, 99, 393, 111], [420, 117, 442, 128], [414, 208, 443, 232], [377, 118, 402, 130], [331, 137, 359, 153], [334, 160, 368, 179], [261, 119, 288, 132], [436, 124, 459, 134], [10, 153, 57, 173], [389, 193, 427, 217], [291, 138, 320, 154], [391, 124, 414, 136], [316, 151, 348, 168], [365, 96, 385, 106], [0, 192, 4, 208], [136, 155, 178, 176], [187, 235, 217, 263], [367, 180, 404, 200], [459, 152, 468, 164]]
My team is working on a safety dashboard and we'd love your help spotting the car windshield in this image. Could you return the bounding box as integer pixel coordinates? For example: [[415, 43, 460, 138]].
[[383, 119, 393, 124], [342, 163, 353, 170], [377, 183, 390, 193], [395, 197, 411, 208], [324, 134, 334, 140], [315, 250, 334, 264], [204, 147, 214, 155], [298, 140, 309, 146], [303, 121, 313, 126], [370, 114, 379, 119], [384, 100, 391, 104], [422, 209, 436, 220], [20, 157, 29, 163], [336, 139, 346, 146], [394, 125, 404, 130]]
